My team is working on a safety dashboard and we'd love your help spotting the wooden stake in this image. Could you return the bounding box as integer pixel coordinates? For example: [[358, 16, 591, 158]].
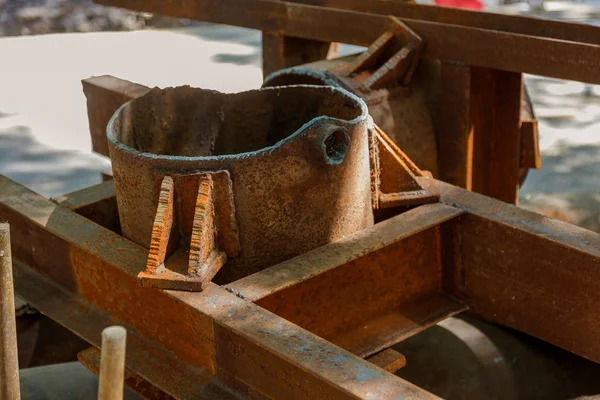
[[98, 326, 127, 400], [0, 223, 20, 400]]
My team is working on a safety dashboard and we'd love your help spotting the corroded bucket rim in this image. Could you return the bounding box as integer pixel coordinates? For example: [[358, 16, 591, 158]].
[[106, 84, 368, 163]]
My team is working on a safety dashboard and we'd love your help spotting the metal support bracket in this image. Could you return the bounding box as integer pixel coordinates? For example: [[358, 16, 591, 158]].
[[370, 122, 439, 209], [138, 171, 240, 292], [340, 16, 424, 91]]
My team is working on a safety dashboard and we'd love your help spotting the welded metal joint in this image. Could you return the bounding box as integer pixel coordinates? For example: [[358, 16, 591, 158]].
[[344, 16, 424, 89], [370, 123, 439, 209]]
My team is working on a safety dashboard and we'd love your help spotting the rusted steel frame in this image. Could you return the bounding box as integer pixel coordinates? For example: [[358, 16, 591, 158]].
[[0, 175, 437, 399], [262, 33, 332, 77], [470, 68, 522, 204], [79, 347, 175, 400], [82, 75, 149, 157], [366, 348, 406, 373], [520, 120, 541, 169], [237, 204, 467, 358], [227, 203, 463, 301], [437, 180, 600, 364], [53, 180, 120, 232], [13, 260, 232, 400], [289, 0, 600, 46], [97, 0, 600, 85], [437, 62, 472, 189], [0, 224, 21, 400]]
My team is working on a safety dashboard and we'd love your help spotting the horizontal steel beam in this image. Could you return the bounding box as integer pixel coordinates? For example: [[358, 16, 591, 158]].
[[0, 174, 436, 399], [97, 0, 600, 84], [295, 0, 600, 46], [438, 181, 600, 363]]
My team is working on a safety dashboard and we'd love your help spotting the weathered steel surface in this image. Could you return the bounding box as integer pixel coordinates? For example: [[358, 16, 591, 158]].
[[520, 120, 541, 170], [253, 222, 466, 357], [438, 181, 600, 364], [341, 17, 424, 89], [82, 75, 149, 157], [97, 0, 600, 84], [264, 57, 440, 175], [367, 348, 407, 373], [262, 33, 333, 77], [109, 85, 374, 284], [0, 223, 20, 400], [138, 172, 233, 291], [437, 62, 472, 189], [79, 347, 174, 400], [0, 175, 438, 399], [470, 68, 523, 204], [226, 203, 463, 301], [54, 180, 120, 233], [283, 0, 600, 45], [265, 57, 536, 198]]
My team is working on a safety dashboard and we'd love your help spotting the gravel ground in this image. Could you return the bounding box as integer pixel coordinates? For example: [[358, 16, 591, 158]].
[[0, 0, 194, 36]]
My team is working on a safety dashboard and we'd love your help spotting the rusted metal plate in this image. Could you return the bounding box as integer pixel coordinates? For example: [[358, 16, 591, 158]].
[[520, 119, 541, 169], [254, 224, 466, 357], [470, 68, 522, 204], [97, 0, 600, 84], [437, 62, 472, 189], [438, 181, 600, 364], [226, 203, 464, 301], [82, 75, 149, 157], [367, 348, 406, 373], [330, 294, 467, 357]]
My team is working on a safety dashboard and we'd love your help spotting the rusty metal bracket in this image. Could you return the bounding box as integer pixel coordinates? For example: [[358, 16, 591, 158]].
[[341, 16, 423, 90], [138, 171, 240, 292], [370, 122, 439, 209]]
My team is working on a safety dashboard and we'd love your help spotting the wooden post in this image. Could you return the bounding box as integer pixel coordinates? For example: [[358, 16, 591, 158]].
[[470, 67, 523, 204], [0, 223, 20, 400], [98, 326, 127, 400]]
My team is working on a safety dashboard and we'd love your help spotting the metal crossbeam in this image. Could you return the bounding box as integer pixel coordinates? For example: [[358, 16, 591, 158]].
[[97, 0, 600, 84]]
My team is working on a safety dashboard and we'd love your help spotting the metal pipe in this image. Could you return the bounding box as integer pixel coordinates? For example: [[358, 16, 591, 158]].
[[0, 223, 20, 400], [98, 326, 127, 400]]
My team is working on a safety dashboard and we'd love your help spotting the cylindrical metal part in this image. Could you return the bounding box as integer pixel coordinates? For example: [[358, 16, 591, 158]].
[[0, 223, 20, 400], [98, 326, 127, 400], [108, 85, 373, 283], [263, 56, 441, 176]]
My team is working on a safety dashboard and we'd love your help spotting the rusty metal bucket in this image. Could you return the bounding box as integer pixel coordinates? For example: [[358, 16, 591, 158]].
[[263, 56, 441, 176], [107, 85, 373, 287]]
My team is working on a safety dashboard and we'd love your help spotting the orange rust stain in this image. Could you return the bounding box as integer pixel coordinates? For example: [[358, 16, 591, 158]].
[[70, 246, 217, 374]]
